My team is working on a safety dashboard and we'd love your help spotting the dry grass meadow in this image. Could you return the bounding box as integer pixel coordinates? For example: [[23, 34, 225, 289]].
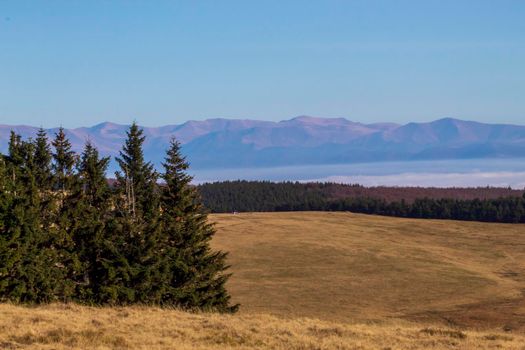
[[1, 303, 525, 350], [2, 211, 525, 349], [211, 212, 525, 331]]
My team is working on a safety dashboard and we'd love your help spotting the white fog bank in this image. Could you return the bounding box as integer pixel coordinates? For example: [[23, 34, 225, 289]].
[[306, 171, 525, 189], [191, 159, 525, 189]]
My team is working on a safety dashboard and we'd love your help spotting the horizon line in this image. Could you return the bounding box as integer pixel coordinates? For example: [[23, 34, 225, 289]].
[[1, 115, 524, 130]]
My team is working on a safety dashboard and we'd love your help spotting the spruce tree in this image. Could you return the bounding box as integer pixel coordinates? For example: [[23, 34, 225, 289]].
[[50, 128, 80, 300], [110, 122, 163, 304], [7, 132, 23, 191], [34, 128, 53, 189], [115, 122, 158, 219], [0, 151, 14, 299], [33, 128, 55, 235], [0, 135, 63, 302], [0, 134, 34, 301], [52, 127, 76, 192], [71, 142, 112, 301], [160, 139, 237, 312]]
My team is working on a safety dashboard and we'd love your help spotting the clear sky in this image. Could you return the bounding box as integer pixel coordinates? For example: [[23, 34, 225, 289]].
[[0, 0, 524, 127]]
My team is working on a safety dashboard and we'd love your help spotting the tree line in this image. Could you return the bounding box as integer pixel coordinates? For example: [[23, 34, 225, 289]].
[[197, 181, 525, 223], [0, 124, 237, 312]]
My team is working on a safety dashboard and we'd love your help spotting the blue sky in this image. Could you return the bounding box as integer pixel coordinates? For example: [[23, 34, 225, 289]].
[[0, 0, 524, 127]]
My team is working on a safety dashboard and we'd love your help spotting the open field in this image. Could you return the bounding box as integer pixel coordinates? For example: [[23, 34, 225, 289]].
[[210, 212, 525, 331], [2, 211, 525, 349], [1, 303, 525, 350]]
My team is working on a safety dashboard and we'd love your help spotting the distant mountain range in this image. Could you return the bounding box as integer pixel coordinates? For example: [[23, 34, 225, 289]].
[[1, 116, 524, 171]]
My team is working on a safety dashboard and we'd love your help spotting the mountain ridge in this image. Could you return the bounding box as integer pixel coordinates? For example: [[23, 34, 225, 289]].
[[1, 116, 524, 170]]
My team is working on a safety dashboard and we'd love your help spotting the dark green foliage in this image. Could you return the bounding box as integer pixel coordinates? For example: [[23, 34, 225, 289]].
[[0, 133, 64, 302], [198, 181, 525, 223], [111, 122, 164, 304], [198, 180, 329, 212], [34, 128, 53, 190], [52, 127, 77, 192], [0, 126, 237, 312], [68, 142, 112, 301], [161, 139, 238, 312], [115, 122, 158, 219]]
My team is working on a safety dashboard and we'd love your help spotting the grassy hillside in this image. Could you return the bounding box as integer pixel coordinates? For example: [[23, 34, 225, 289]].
[[1, 303, 524, 349], [3, 212, 525, 349], [210, 212, 525, 331]]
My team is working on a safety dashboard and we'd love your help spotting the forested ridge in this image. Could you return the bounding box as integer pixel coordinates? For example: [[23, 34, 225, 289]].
[[198, 181, 525, 223], [0, 124, 237, 311]]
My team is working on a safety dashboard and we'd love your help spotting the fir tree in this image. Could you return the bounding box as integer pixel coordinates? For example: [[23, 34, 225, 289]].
[[71, 142, 112, 301], [50, 128, 80, 300], [52, 127, 77, 192], [33, 128, 55, 234], [115, 122, 158, 219], [7, 132, 23, 191], [34, 128, 53, 189], [0, 135, 63, 302], [111, 123, 163, 304], [160, 139, 237, 312], [0, 151, 14, 299]]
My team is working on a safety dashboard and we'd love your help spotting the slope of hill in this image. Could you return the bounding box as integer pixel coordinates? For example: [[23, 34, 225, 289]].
[[210, 212, 525, 331], [1, 117, 524, 170], [3, 212, 525, 349], [2, 303, 524, 350]]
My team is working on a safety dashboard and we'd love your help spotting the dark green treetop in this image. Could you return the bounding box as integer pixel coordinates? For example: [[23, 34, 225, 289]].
[[115, 122, 158, 219], [160, 138, 238, 312], [34, 128, 53, 190], [52, 127, 77, 192]]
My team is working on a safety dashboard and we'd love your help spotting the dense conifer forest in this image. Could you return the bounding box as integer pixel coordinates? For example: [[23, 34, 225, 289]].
[[198, 181, 525, 223], [0, 124, 237, 312]]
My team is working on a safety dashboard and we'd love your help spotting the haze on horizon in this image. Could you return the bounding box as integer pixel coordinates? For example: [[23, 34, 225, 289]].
[[0, 0, 524, 128]]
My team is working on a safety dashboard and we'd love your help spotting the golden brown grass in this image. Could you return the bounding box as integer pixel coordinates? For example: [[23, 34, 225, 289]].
[[2, 212, 525, 349], [210, 212, 525, 330], [1, 303, 524, 349]]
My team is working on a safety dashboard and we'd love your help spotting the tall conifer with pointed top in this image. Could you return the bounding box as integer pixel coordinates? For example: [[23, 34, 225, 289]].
[[111, 122, 163, 303], [52, 127, 76, 192], [115, 122, 158, 219], [7, 132, 22, 190], [50, 128, 79, 299], [70, 142, 113, 301], [33, 128, 55, 234], [0, 148, 14, 299], [34, 128, 53, 190], [0, 134, 63, 302], [160, 139, 237, 312], [0, 134, 35, 301]]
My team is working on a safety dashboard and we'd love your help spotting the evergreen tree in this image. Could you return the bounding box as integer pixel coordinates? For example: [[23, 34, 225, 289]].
[[111, 122, 162, 303], [34, 128, 53, 189], [52, 127, 76, 192], [160, 139, 237, 312], [33, 128, 55, 235], [115, 122, 158, 219], [0, 151, 14, 299], [70, 142, 113, 301], [0, 135, 63, 302], [7, 132, 23, 191], [50, 128, 80, 300]]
